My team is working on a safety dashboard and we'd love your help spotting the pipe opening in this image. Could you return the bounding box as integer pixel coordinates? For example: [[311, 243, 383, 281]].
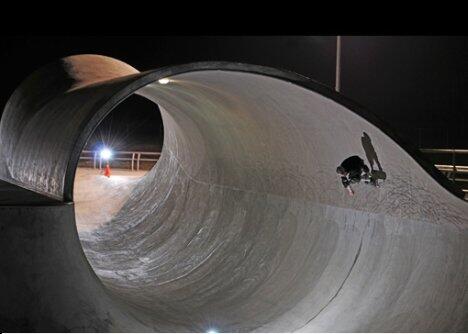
[[72, 71, 345, 332], [69, 68, 468, 333], [74, 93, 164, 232]]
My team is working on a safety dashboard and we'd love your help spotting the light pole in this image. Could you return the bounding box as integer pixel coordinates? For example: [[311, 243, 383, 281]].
[[335, 35, 341, 93]]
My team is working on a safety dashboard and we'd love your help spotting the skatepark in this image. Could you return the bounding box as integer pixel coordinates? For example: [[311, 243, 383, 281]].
[[0, 54, 467, 332]]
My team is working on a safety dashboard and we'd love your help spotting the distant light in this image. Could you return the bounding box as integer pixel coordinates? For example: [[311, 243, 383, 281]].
[[100, 148, 112, 160], [207, 329, 217, 334], [158, 78, 170, 84]]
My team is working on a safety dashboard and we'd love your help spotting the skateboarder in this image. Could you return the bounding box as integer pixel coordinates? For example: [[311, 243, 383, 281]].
[[336, 155, 376, 196]]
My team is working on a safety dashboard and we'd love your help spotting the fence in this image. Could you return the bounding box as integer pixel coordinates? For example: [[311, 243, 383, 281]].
[[79, 150, 161, 171], [420, 148, 468, 197]]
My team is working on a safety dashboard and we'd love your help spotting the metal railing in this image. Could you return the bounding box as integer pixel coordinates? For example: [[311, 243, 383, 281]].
[[420, 148, 468, 180], [420, 148, 468, 154], [420, 148, 468, 197], [79, 150, 161, 171]]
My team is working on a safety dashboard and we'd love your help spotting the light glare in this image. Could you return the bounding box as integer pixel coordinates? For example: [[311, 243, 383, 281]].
[[158, 78, 170, 84], [100, 148, 112, 160]]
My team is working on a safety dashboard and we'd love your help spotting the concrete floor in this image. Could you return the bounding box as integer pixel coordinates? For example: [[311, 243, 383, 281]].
[[0, 55, 467, 332], [74, 167, 146, 232]]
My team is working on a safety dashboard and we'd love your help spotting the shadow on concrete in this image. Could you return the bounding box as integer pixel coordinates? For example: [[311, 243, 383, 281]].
[[361, 132, 387, 181]]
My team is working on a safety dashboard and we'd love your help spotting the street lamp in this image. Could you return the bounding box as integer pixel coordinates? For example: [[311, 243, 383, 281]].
[[335, 36, 341, 93]]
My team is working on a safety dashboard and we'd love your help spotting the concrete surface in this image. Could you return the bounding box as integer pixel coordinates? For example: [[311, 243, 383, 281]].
[[0, 179, 60, 206], [74, 167, 146, 232], [0, 55, 467, 332]]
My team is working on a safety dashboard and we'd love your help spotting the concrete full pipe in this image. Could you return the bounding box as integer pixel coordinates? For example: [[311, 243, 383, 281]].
[[0, 55, 467, 332]]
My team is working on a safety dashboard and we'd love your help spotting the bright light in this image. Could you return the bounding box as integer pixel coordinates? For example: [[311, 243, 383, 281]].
[[207, 329, 217, 334], [158, 78, 170, 84], [100, 148, 112, 160]]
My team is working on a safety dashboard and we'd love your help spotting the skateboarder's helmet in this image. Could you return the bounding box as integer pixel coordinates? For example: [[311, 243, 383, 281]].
[[336, 166, 346, 175]]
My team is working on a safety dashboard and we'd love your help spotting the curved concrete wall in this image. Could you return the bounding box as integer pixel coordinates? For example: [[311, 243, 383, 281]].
[[0, 55, 467, 332]]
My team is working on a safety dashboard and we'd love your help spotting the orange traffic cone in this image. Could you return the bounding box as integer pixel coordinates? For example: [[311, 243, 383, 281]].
[[104, 163, 111, 178]]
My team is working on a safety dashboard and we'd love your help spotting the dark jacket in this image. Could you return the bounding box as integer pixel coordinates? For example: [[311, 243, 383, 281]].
[[339, 156, 368, 188]]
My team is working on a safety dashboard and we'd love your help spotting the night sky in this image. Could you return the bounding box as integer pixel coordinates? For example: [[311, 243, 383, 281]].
[[85, 95, 164, 152], [1, 36, 466, 150]]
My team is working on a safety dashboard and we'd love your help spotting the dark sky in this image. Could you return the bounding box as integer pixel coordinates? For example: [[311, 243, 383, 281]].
[[85, 95, 164, 152], [1, 36, 467, 148]]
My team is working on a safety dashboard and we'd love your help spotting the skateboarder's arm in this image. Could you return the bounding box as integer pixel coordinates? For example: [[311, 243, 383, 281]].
[[340, 176, 354, 195], [341, 176, 351, 188]]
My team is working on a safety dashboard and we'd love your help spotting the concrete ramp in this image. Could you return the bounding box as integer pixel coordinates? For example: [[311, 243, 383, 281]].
[[1, 55, 467, 332]]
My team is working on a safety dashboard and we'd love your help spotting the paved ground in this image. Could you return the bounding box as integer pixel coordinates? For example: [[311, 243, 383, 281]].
[[74, 168, 146, 232]]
